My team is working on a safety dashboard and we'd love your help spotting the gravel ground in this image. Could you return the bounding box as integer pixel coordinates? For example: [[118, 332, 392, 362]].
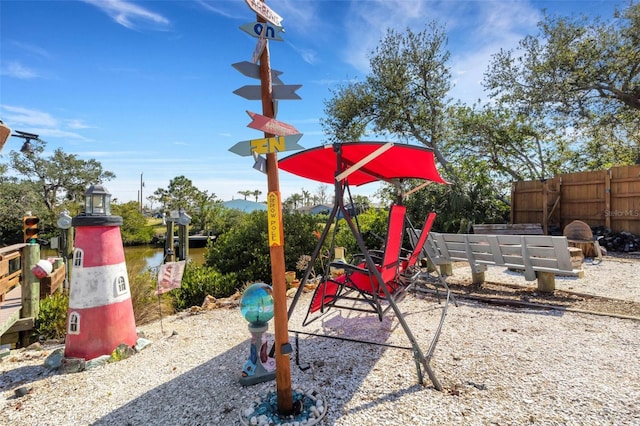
[[1, 257, 639, 425]]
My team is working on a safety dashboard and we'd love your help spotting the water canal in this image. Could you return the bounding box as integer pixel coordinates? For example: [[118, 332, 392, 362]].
[[43, 246, 207, 275]]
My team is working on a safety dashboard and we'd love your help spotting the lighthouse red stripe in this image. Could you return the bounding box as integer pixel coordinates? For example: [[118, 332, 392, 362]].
[[65, 300, 138, 360], [74, 226, 125, 266]]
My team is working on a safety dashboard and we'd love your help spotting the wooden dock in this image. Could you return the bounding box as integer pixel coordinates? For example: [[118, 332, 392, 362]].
[[0, 285, 22, 337]]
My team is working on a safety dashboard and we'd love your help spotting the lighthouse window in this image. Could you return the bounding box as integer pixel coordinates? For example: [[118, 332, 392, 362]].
[[115, 276, 127, 294], [73, 249, 84, 267], [68, 312, 80, 335]]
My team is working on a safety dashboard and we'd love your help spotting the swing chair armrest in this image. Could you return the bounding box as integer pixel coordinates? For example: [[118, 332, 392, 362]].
[[329, 261, 368, 275], [350, 251, 383, 265]]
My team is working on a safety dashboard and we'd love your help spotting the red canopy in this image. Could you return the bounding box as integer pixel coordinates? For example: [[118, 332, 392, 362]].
[[278, 141, 446, 186]]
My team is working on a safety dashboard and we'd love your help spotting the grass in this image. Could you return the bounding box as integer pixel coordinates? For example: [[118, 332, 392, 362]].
[[146, 218, 166, 237]]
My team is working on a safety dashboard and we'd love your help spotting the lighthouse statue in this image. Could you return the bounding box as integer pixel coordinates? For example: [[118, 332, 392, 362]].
[[64, 184, 138, 360]]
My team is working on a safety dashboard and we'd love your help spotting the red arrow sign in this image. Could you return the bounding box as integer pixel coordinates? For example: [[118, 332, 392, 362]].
[[246, 111, 299, 136]]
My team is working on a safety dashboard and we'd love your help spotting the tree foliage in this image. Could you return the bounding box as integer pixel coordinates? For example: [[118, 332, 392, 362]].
[[484, 2, 640, 164], [321, 23, 452, 168], [205, 211, 323, 285], [111, 201, 155, 245], [446, 103, 573, 181], [8, 138, 115, 212], [151, 175, 220, 232]]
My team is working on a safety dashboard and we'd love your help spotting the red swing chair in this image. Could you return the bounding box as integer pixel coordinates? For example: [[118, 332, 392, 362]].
[[280, 141, 451, 390]]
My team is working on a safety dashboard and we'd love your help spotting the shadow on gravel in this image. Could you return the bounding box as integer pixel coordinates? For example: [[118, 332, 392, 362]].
[[92, 339, 263, 425], [92, 309, 431, 426], [1, 364, 55, 395]]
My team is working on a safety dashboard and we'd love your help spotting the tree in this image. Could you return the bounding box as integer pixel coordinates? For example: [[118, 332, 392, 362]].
[[315, 184, 330, 205], [0, 166, 43, 243], [301, 189, 311, 206], [320, 23, 511, 223], [111, 201, 155, 245], [446, 103, 573, 181], [285, 193, 303, 210], [8, 138, 115, 212], [251, 189, 262, 202], [151, 176, 219, 232], [321, 23, 453, 170], [237, 190, 252, 200], [483, 2, 640, 165]]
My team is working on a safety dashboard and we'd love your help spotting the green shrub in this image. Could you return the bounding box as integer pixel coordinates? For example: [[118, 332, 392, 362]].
[[171, 262, 239, 310], [205, 211, 322, 284], [334, 208, 390, 259], [35, 292, 69, 340]]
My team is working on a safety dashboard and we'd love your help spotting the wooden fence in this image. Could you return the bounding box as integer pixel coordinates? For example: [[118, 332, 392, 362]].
[[511, 165, 640, 235]]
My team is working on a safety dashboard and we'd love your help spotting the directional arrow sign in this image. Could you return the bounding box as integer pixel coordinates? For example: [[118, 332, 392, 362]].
[[233, 84, 302, 100], [239, 22, 284, 42], [229, 134, 304, 157], [246, 111, 299, 136], [244, 0, 283, 26], [232, 61, 284, 85], [252, 37, 267, 64]]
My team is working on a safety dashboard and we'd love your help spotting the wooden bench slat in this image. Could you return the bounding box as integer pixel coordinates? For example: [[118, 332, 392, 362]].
[[473, 223, 544, 235]]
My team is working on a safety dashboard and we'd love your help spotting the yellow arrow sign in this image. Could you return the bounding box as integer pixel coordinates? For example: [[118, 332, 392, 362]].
[[229, 134, 303, 157], [267, 191, 283, 247]]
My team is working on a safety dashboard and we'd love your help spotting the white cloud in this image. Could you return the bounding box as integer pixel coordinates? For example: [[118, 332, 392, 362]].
[[11, 41, 52, 59], [0, 105, 91, 141], [1, 105, 57, 128], [1, 61, 39, 79], [65, 119, 93, 130], [81, 0, 170, 31]]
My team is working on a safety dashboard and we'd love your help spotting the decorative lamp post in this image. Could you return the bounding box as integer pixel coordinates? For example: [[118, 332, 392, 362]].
[[239, 282, 276, 386], [56, 210, 74, 289], [64, 184, 138, 360]]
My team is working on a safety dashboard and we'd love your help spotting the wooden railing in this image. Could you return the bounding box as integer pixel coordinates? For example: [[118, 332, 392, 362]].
[[1, 243, 66, 347], [0, 244, 25, 302]]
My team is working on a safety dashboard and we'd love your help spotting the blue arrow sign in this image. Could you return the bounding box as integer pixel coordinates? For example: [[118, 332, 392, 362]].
[[233, 85, 302, 100], [239, 22, 284, 42], [229, 134, 304, 157]]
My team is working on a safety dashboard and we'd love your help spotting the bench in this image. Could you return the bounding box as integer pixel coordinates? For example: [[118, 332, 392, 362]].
[[419, 232, 583, 292], [472, 223, 544, 235]]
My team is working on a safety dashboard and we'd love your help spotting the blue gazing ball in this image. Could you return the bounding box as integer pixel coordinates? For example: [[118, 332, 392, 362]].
[[240, 283, 274, 325]]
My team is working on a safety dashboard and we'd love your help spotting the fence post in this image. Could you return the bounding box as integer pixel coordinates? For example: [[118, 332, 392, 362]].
[[164, 221, 175, 263], [21, 244, 40, 318], [605, 169, 611, 229], [542, 180, 548, 235], [21, 244, 40, 346]]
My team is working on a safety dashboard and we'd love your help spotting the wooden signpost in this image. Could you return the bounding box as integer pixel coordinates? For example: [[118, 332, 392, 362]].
[[231, 0, 301, 414]]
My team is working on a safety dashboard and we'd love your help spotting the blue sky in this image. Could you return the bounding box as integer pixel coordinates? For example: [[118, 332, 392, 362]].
[[0, 0, 622, 206]]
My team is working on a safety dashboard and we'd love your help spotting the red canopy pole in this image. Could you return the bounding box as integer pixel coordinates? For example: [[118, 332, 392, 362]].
[[257, 4, 293, 415]]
